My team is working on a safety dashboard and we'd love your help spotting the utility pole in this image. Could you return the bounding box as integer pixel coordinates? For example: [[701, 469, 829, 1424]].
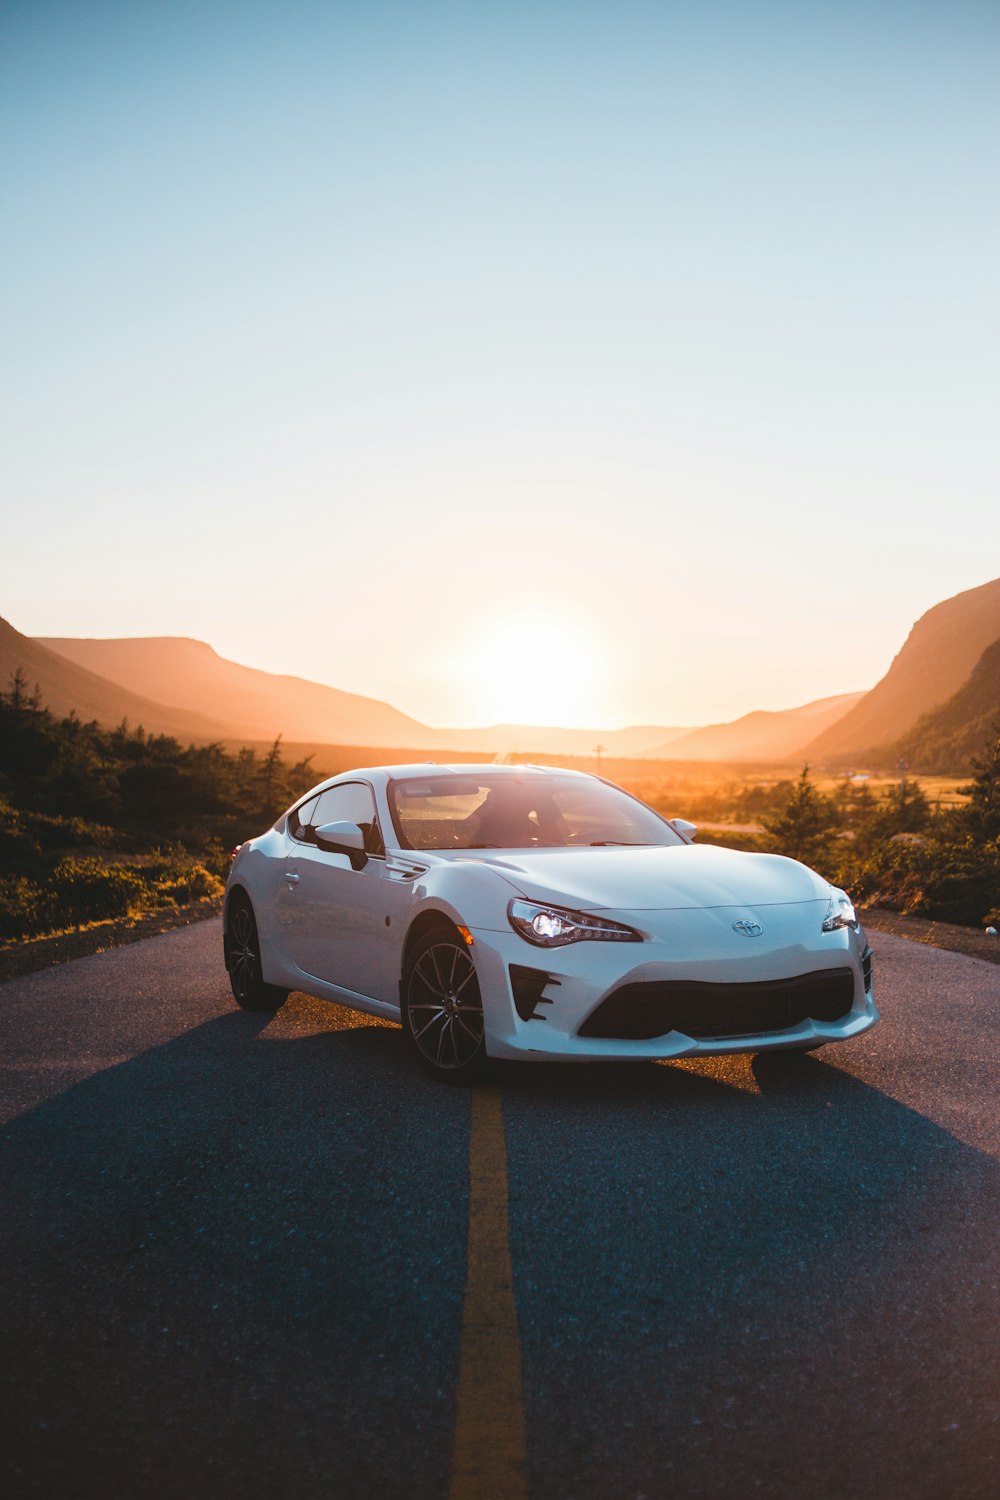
[[593, 744, 606, 772]]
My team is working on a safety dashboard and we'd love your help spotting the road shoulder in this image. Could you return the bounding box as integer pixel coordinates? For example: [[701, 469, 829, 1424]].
[[861, 907, 1000, 966], [0, 896, 225, 985]]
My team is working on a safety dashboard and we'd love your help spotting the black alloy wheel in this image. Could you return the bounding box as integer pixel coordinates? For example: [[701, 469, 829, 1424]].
[[225, 895, 288, 1013], [402, 926, 487, 1084]]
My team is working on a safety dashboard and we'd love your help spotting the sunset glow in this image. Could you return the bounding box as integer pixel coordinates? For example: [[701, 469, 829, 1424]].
[[0, 1, 996, 730], [458, 618, 605, 729]]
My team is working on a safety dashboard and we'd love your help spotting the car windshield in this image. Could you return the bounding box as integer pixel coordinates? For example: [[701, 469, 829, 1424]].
[[387, 772, 684, 851]]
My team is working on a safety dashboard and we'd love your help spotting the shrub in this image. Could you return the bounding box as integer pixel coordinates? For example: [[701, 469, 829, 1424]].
[[837, 835, 1000, 927], [199, 837, 232, 880], [140, 844, 225, 903], [151, 861, 224, 905], [0, 876, 51, 940], [32, 810, 118, 851], [48, 857, 145, 925], [0, 799, 43, 878]]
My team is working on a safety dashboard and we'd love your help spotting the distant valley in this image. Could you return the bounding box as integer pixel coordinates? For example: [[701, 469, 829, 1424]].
[[1, 575, 997, 772], [23, 627, 852, 763]]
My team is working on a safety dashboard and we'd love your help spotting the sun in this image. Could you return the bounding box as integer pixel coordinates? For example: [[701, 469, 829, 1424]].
[[459, 617, 602, 728]]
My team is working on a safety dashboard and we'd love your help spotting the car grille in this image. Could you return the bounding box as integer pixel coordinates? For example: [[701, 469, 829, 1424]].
[[862, 946, 873, 992], [578, 967, 856, 1041]]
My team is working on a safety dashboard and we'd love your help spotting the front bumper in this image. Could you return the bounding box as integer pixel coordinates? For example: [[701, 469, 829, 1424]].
[[469, 903, 877, 1062]]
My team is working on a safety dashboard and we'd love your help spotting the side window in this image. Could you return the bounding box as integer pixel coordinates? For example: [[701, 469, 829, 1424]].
[[311, 782, 384, 857], [288, 794, 321, 844]]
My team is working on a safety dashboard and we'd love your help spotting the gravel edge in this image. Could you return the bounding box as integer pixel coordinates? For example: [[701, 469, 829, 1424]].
[[0, 896, 225, 985], [860, 907, 1000, 965]]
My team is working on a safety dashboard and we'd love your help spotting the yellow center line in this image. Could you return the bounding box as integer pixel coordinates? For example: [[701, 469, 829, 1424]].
[[449, 1085, 528, 1500]]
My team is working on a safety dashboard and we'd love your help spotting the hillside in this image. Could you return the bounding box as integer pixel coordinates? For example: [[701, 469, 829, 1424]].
[[39, 635, 451, 750], [38, 635, 689, 756], [880, 636, 1000, 772], [805, 576, 1000, 763], [651, 692, 863, 762], [446, 722, 690, 757], [0, 617, 229, 741]]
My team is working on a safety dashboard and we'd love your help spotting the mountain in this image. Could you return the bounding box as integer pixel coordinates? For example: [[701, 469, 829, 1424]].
[[649, 692, 864, 762], [37, 634, 689, 755], [447, 723, 691, 757], [38, 635, 448, 749], [880, 636, 1000, 772], [805, 577, 1000, 763], [23, 582, 1000, 767], [0, 617, 229, 740]]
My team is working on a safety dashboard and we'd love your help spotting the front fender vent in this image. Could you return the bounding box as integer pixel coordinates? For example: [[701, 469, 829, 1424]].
[[386, 856, 429, 882], [509, 964, 560, 1022]]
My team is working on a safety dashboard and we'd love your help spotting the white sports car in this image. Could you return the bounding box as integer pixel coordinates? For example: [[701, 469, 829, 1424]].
[[223, 763, 876, 1082]]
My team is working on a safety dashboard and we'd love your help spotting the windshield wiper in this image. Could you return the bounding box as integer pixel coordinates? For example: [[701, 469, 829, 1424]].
[[588, 840, 651, 847], [467, 842, 501, 848]]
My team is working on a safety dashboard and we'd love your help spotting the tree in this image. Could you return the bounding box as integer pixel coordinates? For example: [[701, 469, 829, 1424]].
[[765, 765, 837, 867], [878, 776, 932, 836], [5, 666, 28, 710], [965, 723, 1000, 841], [848, 779, 878, 830], [259, 737, 283, 808]]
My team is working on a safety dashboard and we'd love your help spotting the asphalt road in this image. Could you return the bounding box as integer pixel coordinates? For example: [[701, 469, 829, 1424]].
[[1, 920, 998, 1499]]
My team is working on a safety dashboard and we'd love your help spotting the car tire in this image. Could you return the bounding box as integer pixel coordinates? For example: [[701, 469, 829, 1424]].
[[402, 924, 487, 1084], [225, 893, 288, 1013]]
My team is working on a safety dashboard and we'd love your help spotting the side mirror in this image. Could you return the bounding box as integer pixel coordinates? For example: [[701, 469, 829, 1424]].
[[314, 821, 368, 870], [669, 818, 697, 842]]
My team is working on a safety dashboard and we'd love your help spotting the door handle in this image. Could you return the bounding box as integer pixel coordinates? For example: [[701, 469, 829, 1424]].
[[284, 871, 300, 885]]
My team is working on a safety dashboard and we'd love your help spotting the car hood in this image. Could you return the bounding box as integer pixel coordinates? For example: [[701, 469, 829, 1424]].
[[456, 843, 830, 912]]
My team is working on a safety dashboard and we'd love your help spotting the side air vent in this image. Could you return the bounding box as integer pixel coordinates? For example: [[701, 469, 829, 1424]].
[[385, 856, 429, 882], [509, 964, 560, 1022]]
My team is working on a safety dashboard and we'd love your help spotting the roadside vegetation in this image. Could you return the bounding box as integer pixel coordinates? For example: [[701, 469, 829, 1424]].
[[0, 670, 317, 942], [2, 668, 998, 944], [617, 746, 1000, 931], [513, 739, 1000, 931]]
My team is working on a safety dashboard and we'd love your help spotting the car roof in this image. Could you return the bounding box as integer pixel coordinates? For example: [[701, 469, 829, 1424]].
[[284, 763, 599, 814], [366, 762, 592, 783], [300, 762, 593, 796]]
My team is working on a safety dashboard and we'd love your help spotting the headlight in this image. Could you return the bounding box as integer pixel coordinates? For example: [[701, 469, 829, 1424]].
[[508, 899, 641, 947], [822, 888, 859, 932]]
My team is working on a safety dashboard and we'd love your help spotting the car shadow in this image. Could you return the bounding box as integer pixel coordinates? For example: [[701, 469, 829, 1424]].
[[497, 1047, 1000, 1500], [2, 1011, 998, 1500], [0, 1009, 468, 1500]]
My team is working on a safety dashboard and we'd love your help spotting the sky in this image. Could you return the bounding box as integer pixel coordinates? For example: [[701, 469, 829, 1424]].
[[1, 0, 997, 731]]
